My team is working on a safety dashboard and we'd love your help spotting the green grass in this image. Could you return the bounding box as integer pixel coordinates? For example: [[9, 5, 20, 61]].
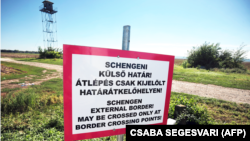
[[1, 78, 64, 115], [1, 78, 250, 140], [14, 58, 250, 90], [1, 58, 249, 140], [1, 78, 122, 140], [170, 92, 250, 125], [173, 65, 250, 90], [1, 61, 55, 81], [14, 58, 63, 66]]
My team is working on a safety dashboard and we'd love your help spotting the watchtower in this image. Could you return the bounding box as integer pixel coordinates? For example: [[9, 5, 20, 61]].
[[39, 0, 58, 49]]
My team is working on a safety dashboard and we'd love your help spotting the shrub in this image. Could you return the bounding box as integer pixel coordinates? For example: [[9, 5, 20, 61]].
[[38, 46, 62, 59], [187, 42, 221, 69], [196, 65, 201, 69], [185, 42, 248, 71], [182, 61, 187, 68], [168, 95, 211, 125], [45, 115, 64, 130], [175, 109, 200, 125], [1, 89, 62, 115], [218, 49, 233, 68], [182, 61, 191, 68], [1, 91, 37, 114]]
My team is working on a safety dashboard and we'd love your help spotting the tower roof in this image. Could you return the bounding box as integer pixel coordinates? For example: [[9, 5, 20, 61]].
[[42, 0, 54, 4]]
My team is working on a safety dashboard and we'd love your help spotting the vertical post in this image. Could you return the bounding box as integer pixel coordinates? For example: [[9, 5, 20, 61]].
[[117, 135, 124, 141], [122, 25, 130, 51], [117, 25, 130, 141]]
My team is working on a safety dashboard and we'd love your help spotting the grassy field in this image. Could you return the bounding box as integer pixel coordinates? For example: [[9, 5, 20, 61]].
[[16, 58, 186, 66], [11, 58, 250, 89], [14, 58, 63, 66], [1, 78, 120, 141], [1, 78, 249, 140], [13, 58, 250, 71], [170, 92, 250, 125], [175, 59, 250, 71], [1, 62, 250, 140], [1, 61, 55, 81], [173, 65, 250, 90], [1, 54, 249, 141], [1, 53, 39, 58], [173, 59, 250, 90]]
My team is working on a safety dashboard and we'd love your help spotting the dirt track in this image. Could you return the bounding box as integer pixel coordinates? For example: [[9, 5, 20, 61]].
[[1, 58, 250, 104]]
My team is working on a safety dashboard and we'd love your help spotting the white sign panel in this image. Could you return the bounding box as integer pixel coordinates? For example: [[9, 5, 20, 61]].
[[72, 54, 169, 134]]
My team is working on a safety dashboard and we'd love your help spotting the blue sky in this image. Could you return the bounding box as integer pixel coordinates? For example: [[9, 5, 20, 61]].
[[1, 0, 250, 58]]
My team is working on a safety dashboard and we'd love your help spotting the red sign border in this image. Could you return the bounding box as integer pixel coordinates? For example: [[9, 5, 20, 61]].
[[63, 44, 175, 141]]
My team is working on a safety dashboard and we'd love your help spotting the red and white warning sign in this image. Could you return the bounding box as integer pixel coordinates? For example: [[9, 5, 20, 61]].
[[63, 44, 175, 140]]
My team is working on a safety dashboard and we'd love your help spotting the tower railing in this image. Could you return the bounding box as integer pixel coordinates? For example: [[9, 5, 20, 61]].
[[39, 5, 57, 14], [39, 5, 43, 11]]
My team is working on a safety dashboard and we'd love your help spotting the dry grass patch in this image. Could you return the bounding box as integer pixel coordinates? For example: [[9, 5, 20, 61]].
[[1, 64, 26, 75], [242, 62, 250, 71], [174, 59, 186, 65], [1, 52, 39, 58]]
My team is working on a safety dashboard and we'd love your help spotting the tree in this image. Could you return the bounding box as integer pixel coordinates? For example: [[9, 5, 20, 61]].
[[231, 43, 248, 68]]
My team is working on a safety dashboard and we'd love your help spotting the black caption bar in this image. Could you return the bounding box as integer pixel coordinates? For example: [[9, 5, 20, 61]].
[[126, 125, 249, 140]]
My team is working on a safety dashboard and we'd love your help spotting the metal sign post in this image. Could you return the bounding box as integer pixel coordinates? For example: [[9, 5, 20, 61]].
[[122, 25, 130, 51], [117, 25, 130, 141]]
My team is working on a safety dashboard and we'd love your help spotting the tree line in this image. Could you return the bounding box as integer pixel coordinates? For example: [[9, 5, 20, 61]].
[[1, 49, 39, 54]]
